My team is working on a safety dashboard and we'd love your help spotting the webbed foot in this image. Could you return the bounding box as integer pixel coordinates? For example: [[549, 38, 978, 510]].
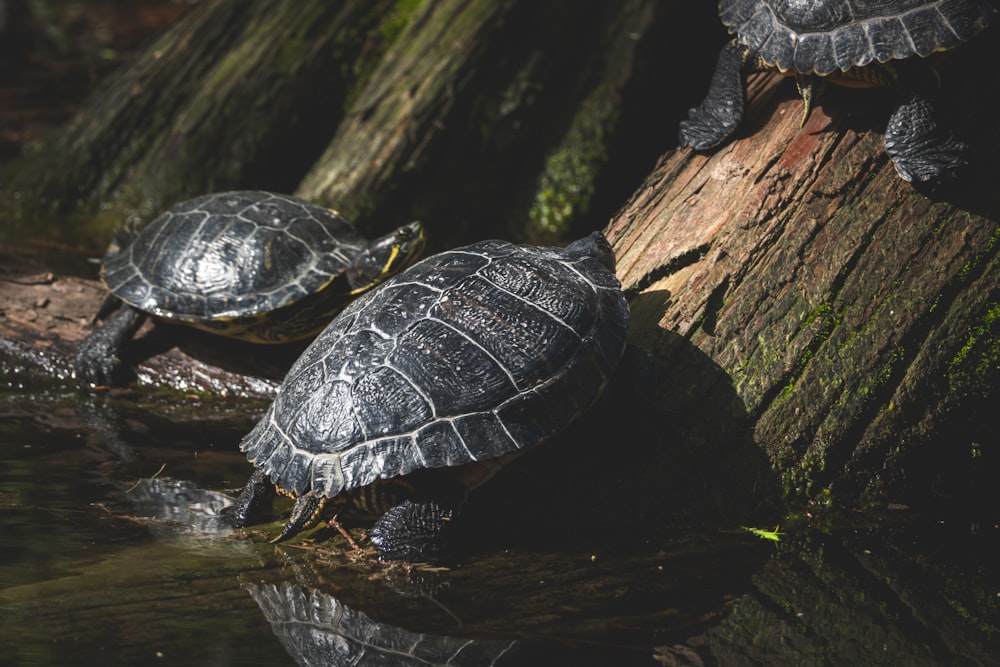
[[369, 499, 460, 564], [884, 92, 967, 183], [272, 493, 327, 543], [679, 40, 748, 150]]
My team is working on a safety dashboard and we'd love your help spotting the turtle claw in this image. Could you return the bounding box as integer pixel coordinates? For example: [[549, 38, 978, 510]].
[[884, 92, 967, 184], [271, 494, 327, 544], [679, 40, 748, 151]]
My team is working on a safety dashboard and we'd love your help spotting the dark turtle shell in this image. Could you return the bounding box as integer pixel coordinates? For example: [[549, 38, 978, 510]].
[[240, 232, 629, 502], [102, 190, 368, 325], [720, 0, 995, 75]]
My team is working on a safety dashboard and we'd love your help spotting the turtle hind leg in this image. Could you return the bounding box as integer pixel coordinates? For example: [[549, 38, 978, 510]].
[[369, 499, 461, 564], [884, 92, 967, 183], [679, 40, 749, 151], [271, 494, 328, 544], [74, 303, 145, 388]]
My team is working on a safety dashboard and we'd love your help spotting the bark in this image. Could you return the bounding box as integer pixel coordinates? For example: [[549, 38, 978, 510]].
[[607, 31, 1000, 505], [295, 0, 676, 244], [1, 0, 399, 228]]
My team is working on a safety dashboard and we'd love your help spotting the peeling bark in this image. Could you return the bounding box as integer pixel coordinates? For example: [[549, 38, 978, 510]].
[[608, 31, 1000, 503]]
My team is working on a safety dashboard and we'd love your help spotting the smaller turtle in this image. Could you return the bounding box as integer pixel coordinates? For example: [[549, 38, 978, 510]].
[[679, 0, 996, 183], [229, 231, 629, 561], [75, 191, 425, 387]]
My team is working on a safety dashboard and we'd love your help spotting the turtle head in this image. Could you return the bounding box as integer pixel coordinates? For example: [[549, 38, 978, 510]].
[[346, 221, 426, 294], [565, 231, 616, 272]]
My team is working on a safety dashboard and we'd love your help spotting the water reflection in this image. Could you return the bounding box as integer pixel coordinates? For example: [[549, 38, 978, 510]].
[[123, 477, 241, 546], [245, 580, 666, 666], [2, 392, 998, 666], [246, 582, 518, 666]]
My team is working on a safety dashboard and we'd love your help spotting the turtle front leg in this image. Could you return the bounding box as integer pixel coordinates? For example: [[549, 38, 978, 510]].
[[679, 40, 749, 150], [74, 303, 145, 388], [884, 91, 967, 183], [226, 468, 276, 528]]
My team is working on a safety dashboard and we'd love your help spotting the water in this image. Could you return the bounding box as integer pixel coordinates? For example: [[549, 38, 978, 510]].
[[1, 390, 998, 666]]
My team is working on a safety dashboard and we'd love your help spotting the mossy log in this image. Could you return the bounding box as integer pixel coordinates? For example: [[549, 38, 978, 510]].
[[0, 0, 701, 248], [608, 31, 1000, 506], [0, 0, 399, 233]]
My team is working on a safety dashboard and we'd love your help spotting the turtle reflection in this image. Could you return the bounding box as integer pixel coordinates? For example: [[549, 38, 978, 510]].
[[244, 582, 518, 667], [121, 477, 256, 555]]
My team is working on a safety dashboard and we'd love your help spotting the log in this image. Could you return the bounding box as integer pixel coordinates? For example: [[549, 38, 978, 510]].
[[607, 30, 1000, 505], [1, 3, 995, 508], [0, 0, 708, 248], [0, 0, 400, 226]]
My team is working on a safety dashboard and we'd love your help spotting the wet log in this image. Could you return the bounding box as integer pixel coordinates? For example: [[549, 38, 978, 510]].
[[607, 31, 1000, 505]]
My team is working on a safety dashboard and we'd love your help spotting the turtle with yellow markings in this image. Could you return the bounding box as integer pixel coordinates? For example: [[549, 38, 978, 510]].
[[75, 190, 425, 387]]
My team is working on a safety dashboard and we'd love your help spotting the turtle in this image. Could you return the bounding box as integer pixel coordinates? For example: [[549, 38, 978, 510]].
[[678, 0, 996, 183], [74, 191, 425, 387], [229, 231, 629, 560]]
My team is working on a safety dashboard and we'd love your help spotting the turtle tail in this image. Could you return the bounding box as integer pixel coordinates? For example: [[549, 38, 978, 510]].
[[271, 494, 327, 543]]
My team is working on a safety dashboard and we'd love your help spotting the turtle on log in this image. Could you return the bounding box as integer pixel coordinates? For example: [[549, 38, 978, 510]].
[[229, 232, 630, 561], [75, 191, 425, 387], [679, 0, 996, 183]]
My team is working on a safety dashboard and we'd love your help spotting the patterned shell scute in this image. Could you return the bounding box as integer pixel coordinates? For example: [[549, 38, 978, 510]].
[[719, 0, 995, 75], [101, 191, 366, 321], [240, 233, 629, 500]]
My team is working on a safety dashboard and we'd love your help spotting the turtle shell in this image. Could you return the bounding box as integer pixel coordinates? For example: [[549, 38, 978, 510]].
[[240, 232, 629, 501], [101, 191, 367, 323], [720, 0, 995, 75]]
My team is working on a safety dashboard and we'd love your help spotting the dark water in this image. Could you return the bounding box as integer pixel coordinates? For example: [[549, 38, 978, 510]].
[[1, 390, 998, 667]]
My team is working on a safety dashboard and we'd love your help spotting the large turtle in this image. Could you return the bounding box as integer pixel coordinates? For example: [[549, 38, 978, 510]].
[[679, 0, 996, 183], [230, 231, 629, 559], [75, 191, 425, 387]]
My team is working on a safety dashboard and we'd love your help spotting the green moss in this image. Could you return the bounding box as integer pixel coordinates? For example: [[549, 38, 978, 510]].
[[948, 302, 1000, 399], [777, 436, 833, 501], [380, 0, 423, 43], [527, 84, 618, 241]]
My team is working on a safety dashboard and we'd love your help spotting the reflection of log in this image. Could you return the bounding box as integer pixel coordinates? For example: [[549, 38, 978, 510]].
[[609, 29, 1000, 504], [681, 521, 1000, 665], [0, 262, 284, 399]]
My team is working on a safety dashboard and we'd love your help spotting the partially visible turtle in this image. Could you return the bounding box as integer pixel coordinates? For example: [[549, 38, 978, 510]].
[[679, 0, 996, 183], [75, 191, 425, 387], [230, 231, 629, 561]]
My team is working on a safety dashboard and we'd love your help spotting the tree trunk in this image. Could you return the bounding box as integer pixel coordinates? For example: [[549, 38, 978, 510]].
[[0, 0, 705, 249], [1, 0, 398, 230], [607, 30, 1000, 505]]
